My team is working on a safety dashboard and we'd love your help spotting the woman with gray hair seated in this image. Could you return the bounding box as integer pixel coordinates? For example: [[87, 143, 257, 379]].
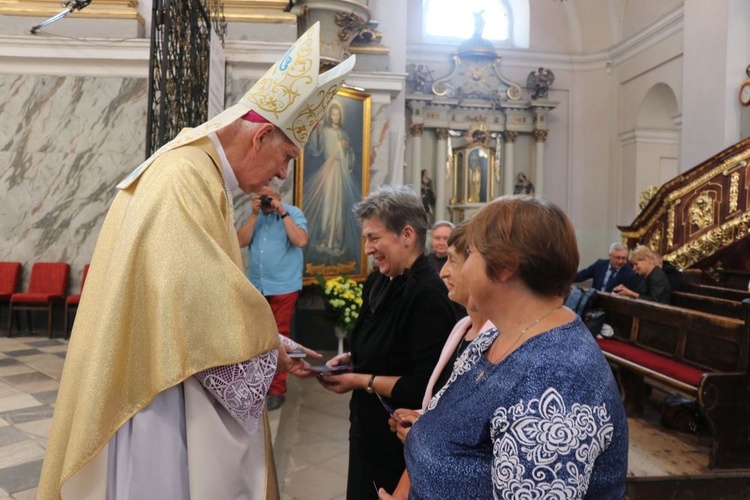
[[316, 185, 457, 498]]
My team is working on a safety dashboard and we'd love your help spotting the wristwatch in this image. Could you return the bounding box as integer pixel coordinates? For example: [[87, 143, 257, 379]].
[[365, 374, 376, 394], [280, 212, 289, 219]]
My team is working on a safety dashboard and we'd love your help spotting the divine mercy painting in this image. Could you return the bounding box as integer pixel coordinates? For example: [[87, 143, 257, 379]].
[[295, 88, 371, 284]]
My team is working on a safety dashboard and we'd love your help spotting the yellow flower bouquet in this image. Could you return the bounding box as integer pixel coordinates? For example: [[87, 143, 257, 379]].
[[316, 275, 364, 334]]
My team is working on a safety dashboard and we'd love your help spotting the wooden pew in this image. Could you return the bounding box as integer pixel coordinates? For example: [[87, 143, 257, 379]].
[[683, 283, 750, 302], [594, 291, 750, 469], [670, 291, 745, 320]]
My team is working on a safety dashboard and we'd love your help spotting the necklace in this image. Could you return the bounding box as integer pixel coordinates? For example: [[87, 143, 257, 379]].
[[475, 304, 563, 382]]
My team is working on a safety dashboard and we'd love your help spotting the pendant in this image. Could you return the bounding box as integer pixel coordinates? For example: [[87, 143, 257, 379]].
[[476, 368, 486, 382]]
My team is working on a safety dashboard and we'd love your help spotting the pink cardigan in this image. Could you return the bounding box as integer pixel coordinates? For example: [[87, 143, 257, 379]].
[[422, 317, 495, 409]]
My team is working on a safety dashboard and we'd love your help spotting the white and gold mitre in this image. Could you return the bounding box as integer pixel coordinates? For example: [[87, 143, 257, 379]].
[[117, 22, 355, 189]]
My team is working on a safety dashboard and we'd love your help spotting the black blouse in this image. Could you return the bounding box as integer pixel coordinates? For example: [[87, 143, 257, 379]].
[[348, 254, 456, 464]]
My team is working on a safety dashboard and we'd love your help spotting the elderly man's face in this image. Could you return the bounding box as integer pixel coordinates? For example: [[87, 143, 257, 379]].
[[608, 249, 629, 270], [236, 128, 300, 193], [432, 226, 452, 258]]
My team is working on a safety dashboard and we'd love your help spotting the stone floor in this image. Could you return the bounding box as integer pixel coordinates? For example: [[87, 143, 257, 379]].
[[0, 336, 350, 500]]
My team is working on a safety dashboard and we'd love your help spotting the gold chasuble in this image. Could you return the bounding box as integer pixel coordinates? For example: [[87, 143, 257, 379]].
[[38, 137, 280, 499]]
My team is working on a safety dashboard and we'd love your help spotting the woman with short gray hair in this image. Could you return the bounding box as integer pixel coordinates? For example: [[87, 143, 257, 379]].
[[317, 185, 456, 499]]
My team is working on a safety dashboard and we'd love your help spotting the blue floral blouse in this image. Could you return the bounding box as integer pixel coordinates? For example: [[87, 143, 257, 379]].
[[404, 317, 628, 499]]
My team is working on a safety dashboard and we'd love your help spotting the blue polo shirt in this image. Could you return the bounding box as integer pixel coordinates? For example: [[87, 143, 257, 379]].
[[247, 204, 307, 296]]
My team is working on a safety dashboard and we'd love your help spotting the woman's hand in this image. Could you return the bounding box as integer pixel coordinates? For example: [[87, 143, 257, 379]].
[[327, 351, 352, 367], [613, 284, 637, 299], [388, 409, 420, 443], [317, 372, 365, 394]]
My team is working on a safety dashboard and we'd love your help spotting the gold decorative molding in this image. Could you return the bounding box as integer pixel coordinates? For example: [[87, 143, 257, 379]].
[[688, 191, 716, 231], [666, 212, 750, 269], [533, 129, 548, 143], [410, 123, 424, 137], [729, 172, 740, 213], [503, 131, 518, 143], [435, 128, 450, 141], [348, 45, 390, 55], [222, 0, 296, 23], [667, 204, 676, 248], [0, 0, 140, 20], [638, 185, 659, 211], [623, 144, 750, 238], [647, 228, 662, 252]]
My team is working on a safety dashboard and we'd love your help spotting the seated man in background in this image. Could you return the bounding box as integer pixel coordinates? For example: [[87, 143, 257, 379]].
[[654, 251, 685, 292], [575, 242, 642, 292]]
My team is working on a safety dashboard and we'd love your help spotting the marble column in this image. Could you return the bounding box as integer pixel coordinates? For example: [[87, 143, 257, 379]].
[[434, 127, 449, 221], [533, 129, 548, 197], [503, 131, 518, 195], [410, 123, 424, 191]]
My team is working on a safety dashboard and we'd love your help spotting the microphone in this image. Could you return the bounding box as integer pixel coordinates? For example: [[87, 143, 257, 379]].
[[30, 0, 93, 34]]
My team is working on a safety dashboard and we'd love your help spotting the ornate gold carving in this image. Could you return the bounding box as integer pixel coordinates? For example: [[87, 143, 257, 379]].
[[410, 123, 424, 137], [647, 229, 662, 252], [729, 172, 740, 213], [503, 131, 518, 143], [465, 126, 489, 145], [638, 186, 659, 211], [335, 11, 366, 41], [533, 129, 548, 143], [667, 205, 675, 248], [667, 212, 750, 269], [688, 191, 716, 230], [435, 128, 450, 140]]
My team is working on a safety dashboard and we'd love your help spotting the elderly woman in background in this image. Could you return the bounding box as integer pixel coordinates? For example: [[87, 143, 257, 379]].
[[381, 195, 628, 499], [318, 185, 456, 499], [389, 221, 493, 444], [613, 245, 671, 304]]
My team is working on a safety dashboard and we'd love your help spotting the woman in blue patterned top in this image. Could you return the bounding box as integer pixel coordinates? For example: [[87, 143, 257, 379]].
[[380, 195, 628, 499]]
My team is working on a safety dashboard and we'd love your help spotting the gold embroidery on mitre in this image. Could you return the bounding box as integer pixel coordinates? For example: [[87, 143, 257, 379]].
[[287, 84, 340, 145], [242, 29, 316, 118]]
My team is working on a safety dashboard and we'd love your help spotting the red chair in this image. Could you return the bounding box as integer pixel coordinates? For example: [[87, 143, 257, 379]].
[[64, 264, 90, 339], [8, 262, 69, 338], [0, 262, 22, 316]]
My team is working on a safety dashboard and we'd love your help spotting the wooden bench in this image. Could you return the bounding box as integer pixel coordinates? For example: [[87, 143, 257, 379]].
[[670, 291, 746, 320], [594, 291, 750, 469], [683, 283, 750, 303]]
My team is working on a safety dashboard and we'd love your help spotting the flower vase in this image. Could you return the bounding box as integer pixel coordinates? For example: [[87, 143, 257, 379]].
[[334, 325, 347, 355]]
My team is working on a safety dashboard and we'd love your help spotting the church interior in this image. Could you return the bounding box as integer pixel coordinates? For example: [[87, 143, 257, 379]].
[[1, 0, 750, 498]]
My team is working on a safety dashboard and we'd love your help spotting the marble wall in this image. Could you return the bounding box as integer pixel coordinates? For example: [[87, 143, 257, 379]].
[[0, 74, 148, 291]]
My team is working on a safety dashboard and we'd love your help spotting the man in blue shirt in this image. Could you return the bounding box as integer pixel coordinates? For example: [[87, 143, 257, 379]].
[[238, 185, 308, 410]]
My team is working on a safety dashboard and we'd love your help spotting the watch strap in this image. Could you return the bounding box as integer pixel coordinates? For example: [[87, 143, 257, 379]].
[[365, 374, 376, 394]]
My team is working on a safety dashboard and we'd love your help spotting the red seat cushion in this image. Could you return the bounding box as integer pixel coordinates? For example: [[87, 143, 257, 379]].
[[11, 292, 63, 304], [0, 292, 12, 301], [66, 294, 82, 305], [597, 338, 705, 387]]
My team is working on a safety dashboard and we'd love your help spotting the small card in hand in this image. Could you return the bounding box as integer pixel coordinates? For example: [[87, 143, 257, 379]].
[[308, 364, 352, 376], [287, 348, 307, 359], [376, 393, 412, 427]]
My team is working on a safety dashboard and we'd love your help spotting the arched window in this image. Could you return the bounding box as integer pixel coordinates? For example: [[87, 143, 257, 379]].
[[423, 0, 529, 48]]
